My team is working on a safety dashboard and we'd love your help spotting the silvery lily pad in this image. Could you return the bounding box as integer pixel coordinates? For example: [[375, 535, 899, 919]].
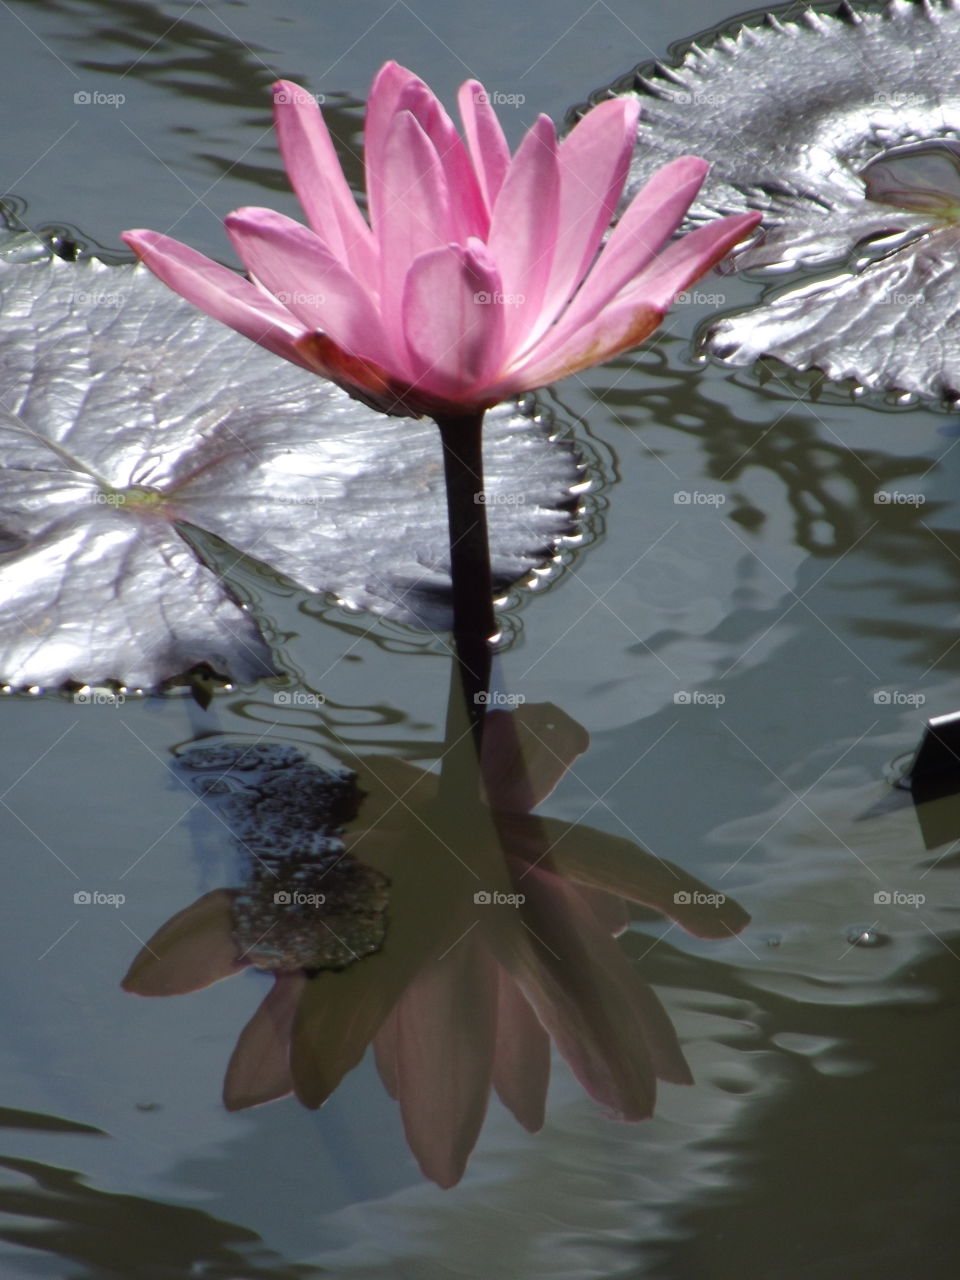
[[0, 229, 582, 688], [599, 0, 960, 399]]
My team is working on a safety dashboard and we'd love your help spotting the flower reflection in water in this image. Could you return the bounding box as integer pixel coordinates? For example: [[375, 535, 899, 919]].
[[124, 680, 748, 1187]]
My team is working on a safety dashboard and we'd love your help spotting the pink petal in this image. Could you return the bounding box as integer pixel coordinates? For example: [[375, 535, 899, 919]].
[[372, 1006, 400, 1100], [533, 97, 642, 341], [458, 80, 511, 210], [272, 80, 378, 288], [223, 972, 305, 1110], [576, 885, 631, 937], [492, 972, 550, 1132], [224, 207, 393, 369], [497, 865, 692, 1116], [487, 114, 560, 352], [121, 889, 246, 996], [364, 62, 427, 231], [497, 211, 762, 394], [394, 932, 498, 1187], [514, 814, 751, 940], [492, 299, 663, 399], [291, 814, 469, 1109], [613, 210, 763, 311], [290, 957, 402, 1110], [393, 79, 487, 241], [376, 110, 455, 349], [521, 155, 709, 362], [400, 239, 507, 400], [481, 703, 590, 814], [121, 230, 314, 371]]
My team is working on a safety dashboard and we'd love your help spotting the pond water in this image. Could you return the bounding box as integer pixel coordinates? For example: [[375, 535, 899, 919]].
[[1, 0, 959, 1276]]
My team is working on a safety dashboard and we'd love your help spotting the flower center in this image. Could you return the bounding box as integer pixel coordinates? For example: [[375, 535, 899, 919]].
[[99, 484, 166, 510]]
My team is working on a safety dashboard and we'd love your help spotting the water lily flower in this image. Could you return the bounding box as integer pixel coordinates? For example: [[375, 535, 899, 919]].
[[122, 63, 760, 419], [122, 64, 760, 719]]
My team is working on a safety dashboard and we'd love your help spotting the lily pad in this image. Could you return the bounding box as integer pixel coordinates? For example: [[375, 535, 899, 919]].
[[0, 227, 583, 688], [595, 0, 960, 398]]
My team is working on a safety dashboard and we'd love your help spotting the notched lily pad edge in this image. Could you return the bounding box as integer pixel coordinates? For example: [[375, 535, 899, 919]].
[[568, 0, 868, 128], [694, 309, 960, 412]]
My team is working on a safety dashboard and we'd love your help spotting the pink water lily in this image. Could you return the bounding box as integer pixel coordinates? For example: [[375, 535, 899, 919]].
[[122, 62, 760, 418]]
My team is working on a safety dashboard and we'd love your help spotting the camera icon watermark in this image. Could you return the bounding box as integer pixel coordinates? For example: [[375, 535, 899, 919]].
[[275, 88, 325, 105], [673, 890, 726, 906], [273, 890, 326, 907], [73, 688, 125, 706], [872, 690, 925, 707], [275, 290, 326, 306], [673, 690, 726, 707], [74, 90, 125, 107], [674, 290, 726, 306], [874, 491, 925, 506], [474, 490, 526, 505], [873, 889, 924, 907], [473, 290, 525, 306], [471, 89, 525, 107], [873, 91, 925, 108], [674, 490, 726, 506], [273, 691, 326, 707], [473, 889, 525, 906], [474, 691, 526, 707], [673, 91, 726, 107], [74, 889, 125, 907]]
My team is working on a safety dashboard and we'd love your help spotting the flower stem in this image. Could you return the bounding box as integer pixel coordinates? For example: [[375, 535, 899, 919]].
[[434, 410, 495, 753]]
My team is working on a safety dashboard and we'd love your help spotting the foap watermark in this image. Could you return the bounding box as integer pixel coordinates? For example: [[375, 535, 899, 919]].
[[474, 490, 525, 506], [873, 889, 925, 907], [674, 690, 726, 707], [674, 289, 727, 306], [674, 890, 726, 906], [471, 89, 525, 107], [674, 490, 726, 506], [274, 88, 325, 106], [274, 890, 326, 907], [474, 290, 525, 307], [74, 90, 125, 108], [275, 290, 325, 307], [74, 890, 125, 908], [873, 91, 925, 109], [873, 690, 925, 707], [70, 290, 122, 307], [474, 691, 526, 707], [73, 688, 125, 706], [874, 490, 926, 506], [673, 91, 727, 107], [274, 691, 325, 707], [474, 890, 525, 906], [879, 290, 925, 306]]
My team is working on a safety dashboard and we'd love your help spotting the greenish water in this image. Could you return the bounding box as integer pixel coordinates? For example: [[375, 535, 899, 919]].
[[1, 1, 959, 1276]]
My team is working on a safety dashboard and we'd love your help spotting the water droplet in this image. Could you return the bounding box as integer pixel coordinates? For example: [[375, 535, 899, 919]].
[[846, 926, 885, 947]]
